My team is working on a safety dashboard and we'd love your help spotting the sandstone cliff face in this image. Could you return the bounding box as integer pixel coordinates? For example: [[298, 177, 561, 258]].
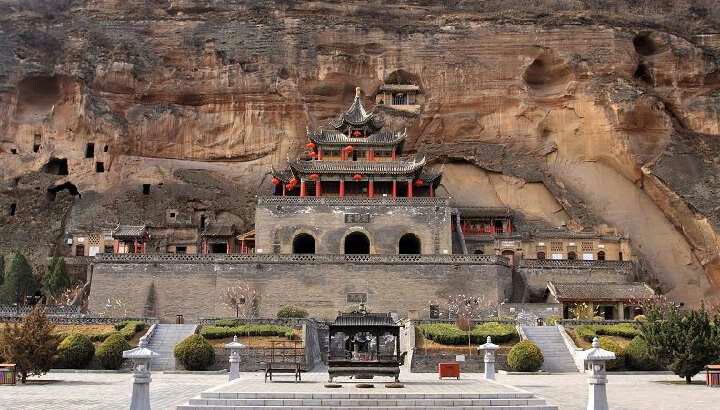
[[0, 1, 719, 304]]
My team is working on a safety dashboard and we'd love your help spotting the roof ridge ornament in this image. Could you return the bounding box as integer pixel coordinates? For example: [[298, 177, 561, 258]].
[[355, 86, 361, 98]]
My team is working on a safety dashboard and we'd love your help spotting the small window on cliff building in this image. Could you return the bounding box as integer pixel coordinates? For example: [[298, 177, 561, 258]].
[[567, 251, 577, 260], [104, 245, 114, 254], [95, 162, 104, 173], [33, 134, 41, 153], [85, 143, 95, 158], [10, 148, 17, 154], [176, 246, 187, 254], [537, 251, 546, 260], [103, 145, 109, 152], [618, 251, 623, 261], [142, 184, 150, 195], [9, 203, 17, 216], [598, 251, 606, 261], [429, 304, 440, 319]]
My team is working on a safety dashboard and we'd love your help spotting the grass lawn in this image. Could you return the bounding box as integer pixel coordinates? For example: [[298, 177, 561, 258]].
[[207, 335, 303, 349]]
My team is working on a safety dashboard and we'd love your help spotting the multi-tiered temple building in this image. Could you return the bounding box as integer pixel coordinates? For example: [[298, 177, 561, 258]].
[[85, 87, 648, 322]]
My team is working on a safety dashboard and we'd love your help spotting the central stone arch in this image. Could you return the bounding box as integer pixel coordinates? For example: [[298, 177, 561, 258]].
[[292, 233, 316, 254], [344, 231, 370, 254], [398, 233, 421, 254]]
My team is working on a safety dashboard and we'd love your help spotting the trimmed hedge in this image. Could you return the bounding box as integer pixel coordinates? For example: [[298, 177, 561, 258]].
[[174, 334, 215, 371], [545, 315, 561, 326], [96, 332, 130, 370], [575, 323, 640, 342], [200, 324, 296, 340], [508, 341, 544, 372], [56, 333, 95, 369], [419, 322, 517, 345], [57, 320, 147, 343], [625, 336, 659, 370], [599, 337, 625, 370], [277, 305, 308, 319]]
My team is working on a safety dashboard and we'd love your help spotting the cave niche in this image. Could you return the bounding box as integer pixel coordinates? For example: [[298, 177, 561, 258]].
[[47, 181, 80, 201], [15, 76, 62, 122], [42, 157, 69, 176], [633, 32, 668, 56], [522, 51, 573, 96]]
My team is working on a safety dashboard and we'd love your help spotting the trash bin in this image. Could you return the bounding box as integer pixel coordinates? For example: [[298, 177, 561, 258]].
[[0, 364, 17, 385], [176, 314, 184, 324], [706, 364, 720, 387]]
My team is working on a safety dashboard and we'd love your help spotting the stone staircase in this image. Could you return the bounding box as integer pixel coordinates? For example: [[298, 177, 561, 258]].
[[147, 324, 198, 371], [178, 392, 558, 409], [521, 326, 578, 373]]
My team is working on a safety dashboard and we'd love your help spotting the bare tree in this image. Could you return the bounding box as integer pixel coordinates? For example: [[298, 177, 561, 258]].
[[223, 283, 259, 320], [447, 294, 493, 354]]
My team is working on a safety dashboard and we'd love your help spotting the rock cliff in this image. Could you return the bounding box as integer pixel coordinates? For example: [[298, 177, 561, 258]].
[[1, 1, 719, 304]]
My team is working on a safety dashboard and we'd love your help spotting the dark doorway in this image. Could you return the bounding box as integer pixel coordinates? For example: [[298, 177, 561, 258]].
[[142, 184, 150, 195], [537, 251, 546, 260], [501, 250, 515, 265], [95, 162, 105, 173], [42, 157, 69, 175], [398, 233, 421, 254], [75, 244, 85, 256], [85, 143, 95, 158], [344, 231, 370, 254], [567, 251, 577, 260], [292, 233, 316, 254], [210, 243, 227, 254], [9, 203, 17, 216], [597, 251, 606, 261]]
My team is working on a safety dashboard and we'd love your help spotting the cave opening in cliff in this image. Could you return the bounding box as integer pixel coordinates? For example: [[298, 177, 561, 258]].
[[10, 148, 17, 154], [47, 182, 80, 201], [85, 143, 95, 158], [95, 162, 104, 173], [633, 32, 663, 56], [42, 157, 69, 175], [15, 76, 61, 122], [9, 203, 16, 216], [142, 184, 150, 195], [634, 63, 654, 85], [523, 52, 572, 96]]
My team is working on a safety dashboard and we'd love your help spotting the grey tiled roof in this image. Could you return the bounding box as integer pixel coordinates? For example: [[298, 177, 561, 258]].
[[379, 84, 420, 92], [459, 207, 513, 218], [548, 282, 655, 302], [328, 96, 384, 131], [112, 225, 147, 239], [331, 312, 398, 327], [308, 129, 406, 146], [289, 157, 426, 175]]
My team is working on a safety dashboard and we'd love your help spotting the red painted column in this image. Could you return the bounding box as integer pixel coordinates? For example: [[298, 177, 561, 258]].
[[370, 149, 375, 161], [113, 240, 119, 254], [392, 147, 396, 160], [133, 239, 138, 254], [227, 239, 231, 254], [368, 179, 374, 197], [315, 180, 321, 197], [339, 179, 345, 198], [392, 180, 397, 198], [300, 181, 306, 197], [407, 180, 413, 198], [318, 148, 323, 160], [142, 242, 146, 254], [282, 184, 286, 196], [430, 184, 434, 197]]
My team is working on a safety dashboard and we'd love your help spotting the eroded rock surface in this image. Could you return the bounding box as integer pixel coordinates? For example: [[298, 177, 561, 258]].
[[1, 1, 719, 303]]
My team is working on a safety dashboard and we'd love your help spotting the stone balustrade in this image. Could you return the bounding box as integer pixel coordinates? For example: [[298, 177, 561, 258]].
[[94, 253, 510, 266], [258, 196, 449, 207], [0, 305, 81, 317], [518, 259, 634, 271]]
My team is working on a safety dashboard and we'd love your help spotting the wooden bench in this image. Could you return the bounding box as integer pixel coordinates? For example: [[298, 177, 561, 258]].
[[264, 340, 305, 383]]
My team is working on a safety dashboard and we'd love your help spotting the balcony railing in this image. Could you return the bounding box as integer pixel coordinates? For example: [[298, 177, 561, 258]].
[[258, 196, 449, 207], [518, 259, 634, 271], [94, 253, 509, 266]]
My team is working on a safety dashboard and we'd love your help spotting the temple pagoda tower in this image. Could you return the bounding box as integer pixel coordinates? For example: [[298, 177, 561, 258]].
[[271, 87, 440, 199]]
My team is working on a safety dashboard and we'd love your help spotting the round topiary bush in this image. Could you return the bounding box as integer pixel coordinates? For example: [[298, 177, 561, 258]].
[[97, 332, 131, 370], [625, 336, 658, 370], [174, 334, 215, 371], [599, 338, 625, 370], [56, 333, 95, 369], [276, 305, 308, 319], [507, 340, 544, 372]]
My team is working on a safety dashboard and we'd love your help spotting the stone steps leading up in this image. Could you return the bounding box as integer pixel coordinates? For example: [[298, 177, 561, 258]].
[[177, 392, 558, 409], [147, 324, 198, 371], [521, 326, 577, 373]]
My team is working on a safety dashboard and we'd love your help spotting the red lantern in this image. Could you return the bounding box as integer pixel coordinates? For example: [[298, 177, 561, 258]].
[[285, 183, 294, 190], [414, 179, 425, 187], [306, 142, 316, 149], [309, 151, 317, 158], [271, 177, 281, 185], [352, 130, 362, 137], [289, 177, 298, 185], [309, 174, 320, 181], [344, 145, 353, 152], [352, 174, 363, 181]]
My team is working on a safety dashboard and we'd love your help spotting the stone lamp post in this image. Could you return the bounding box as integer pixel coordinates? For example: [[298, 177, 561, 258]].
[[225, 335, 247, 381], [584, 337, 615, 410], [123, 340, 159, 410], [478, 336, 499, 380]]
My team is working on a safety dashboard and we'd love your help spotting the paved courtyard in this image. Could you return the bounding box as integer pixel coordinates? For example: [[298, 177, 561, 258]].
[[1, 370, 719, 409]]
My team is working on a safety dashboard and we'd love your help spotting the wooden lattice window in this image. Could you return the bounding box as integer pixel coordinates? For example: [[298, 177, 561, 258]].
[[550, 241, 563, 252], [581, 241, 594, 252]]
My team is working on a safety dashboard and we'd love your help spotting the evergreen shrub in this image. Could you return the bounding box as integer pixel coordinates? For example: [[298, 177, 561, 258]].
[[201, 324, 296, 340], [625, 336, 659, 371], [276, 305, 308, 318], [56, 333, 95, 369], [174, 334, 215, 371], [507, 340, 544, 372], [96, 332, 130, 370], [419, 322, 517, 345], [599, 337, 625, 370]]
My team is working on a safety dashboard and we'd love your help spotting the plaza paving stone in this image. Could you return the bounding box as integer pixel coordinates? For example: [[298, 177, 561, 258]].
[[1, 371, 720, 409]]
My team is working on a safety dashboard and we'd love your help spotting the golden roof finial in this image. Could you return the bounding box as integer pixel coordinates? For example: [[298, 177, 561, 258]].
[[355, 86, 361, 98]]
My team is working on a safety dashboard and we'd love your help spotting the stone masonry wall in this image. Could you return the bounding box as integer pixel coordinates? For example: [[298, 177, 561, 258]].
[[410, 348, 510, 373], [254, 198, 453, 255], [88, 255, 511, 322]]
